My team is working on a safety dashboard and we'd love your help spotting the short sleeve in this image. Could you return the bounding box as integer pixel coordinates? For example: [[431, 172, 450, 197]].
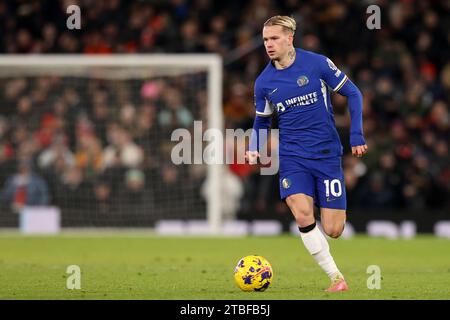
[[254, 80, 274, 117], [318, 55, 348, 92]]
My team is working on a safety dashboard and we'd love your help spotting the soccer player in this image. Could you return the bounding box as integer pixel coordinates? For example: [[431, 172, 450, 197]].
[[246, 15, 368, 292]]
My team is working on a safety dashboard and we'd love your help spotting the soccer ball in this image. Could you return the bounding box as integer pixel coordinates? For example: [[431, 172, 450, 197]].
[[233, 255, 273, 292]]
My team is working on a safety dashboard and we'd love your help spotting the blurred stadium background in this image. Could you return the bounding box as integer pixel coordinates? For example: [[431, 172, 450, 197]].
[[0, 0, 449, 237]]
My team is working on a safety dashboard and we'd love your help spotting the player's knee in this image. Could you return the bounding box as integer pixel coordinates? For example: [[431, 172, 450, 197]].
[[323, 225, 344, 239], [285, 197, 313, 223]]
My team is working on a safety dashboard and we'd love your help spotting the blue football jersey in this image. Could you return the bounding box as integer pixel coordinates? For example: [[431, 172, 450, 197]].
[[254, 48, 350, 159]]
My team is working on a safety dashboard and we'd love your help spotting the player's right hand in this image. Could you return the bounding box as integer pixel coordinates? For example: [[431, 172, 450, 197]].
[[245, 151, 260, 165]]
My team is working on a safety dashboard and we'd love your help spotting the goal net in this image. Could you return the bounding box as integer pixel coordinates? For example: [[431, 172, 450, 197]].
[[0, 55, 223, 233]]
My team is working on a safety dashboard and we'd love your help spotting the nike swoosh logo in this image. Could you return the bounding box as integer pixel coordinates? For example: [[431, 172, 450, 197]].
[[269, 88, 278, 95]]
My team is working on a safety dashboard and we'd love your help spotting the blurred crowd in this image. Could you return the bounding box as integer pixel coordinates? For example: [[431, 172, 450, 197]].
[[0, 0, 449, 226], [0, 74, 208, 226]]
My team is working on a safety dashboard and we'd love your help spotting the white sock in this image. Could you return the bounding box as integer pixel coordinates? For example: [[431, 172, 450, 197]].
[[300, 224, 342, 280]]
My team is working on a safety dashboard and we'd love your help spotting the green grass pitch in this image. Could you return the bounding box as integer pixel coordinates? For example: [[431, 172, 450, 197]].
[[0, 234, 449, 299]]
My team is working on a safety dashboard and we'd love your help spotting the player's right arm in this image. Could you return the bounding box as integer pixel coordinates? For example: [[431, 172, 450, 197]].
[[246, 79, 273, 164]]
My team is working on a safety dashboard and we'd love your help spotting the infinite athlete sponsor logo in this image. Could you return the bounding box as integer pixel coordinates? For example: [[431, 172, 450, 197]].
[[284, 91, 318, 107], [276, 91, 318, 112]]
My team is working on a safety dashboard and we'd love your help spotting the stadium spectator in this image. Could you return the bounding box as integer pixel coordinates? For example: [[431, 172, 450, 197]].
[[103, 124, 144, 169], [38, 134, 75, 170], [75, 133, 104, 179], [118, 168, 155, 225], [91, 177, 116, 224], [0, 159, 50, 213], [154, 163, 189, 217], [55, 165, 92, 222], [133, 102, 159, 152], [158, 87, 194, 133]]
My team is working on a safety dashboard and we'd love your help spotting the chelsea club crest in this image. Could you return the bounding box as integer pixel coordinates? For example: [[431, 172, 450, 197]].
[[282, 178, 291, 189], [297, 75, 309, 87]]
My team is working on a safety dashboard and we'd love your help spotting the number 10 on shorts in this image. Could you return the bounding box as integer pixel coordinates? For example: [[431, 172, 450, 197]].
[[324, 179, 342, 198]]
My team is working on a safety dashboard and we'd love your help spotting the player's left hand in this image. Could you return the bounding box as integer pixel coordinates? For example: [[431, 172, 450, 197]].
[[351, 144, 368, 158]]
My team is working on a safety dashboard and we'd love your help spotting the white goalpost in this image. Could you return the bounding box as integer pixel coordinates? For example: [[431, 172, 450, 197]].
[[0, 54, 224, 234]]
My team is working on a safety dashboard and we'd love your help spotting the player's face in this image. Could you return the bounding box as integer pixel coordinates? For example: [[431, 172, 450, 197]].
[[262, 25, 293, 61]]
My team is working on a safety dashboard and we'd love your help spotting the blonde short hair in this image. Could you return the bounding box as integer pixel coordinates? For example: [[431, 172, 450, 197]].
[[263, 15, 296, 34]]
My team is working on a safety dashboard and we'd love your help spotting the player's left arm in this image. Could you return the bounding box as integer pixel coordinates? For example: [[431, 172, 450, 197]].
[[319, 55, 368, 157], [336, 79, 368, 157]]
